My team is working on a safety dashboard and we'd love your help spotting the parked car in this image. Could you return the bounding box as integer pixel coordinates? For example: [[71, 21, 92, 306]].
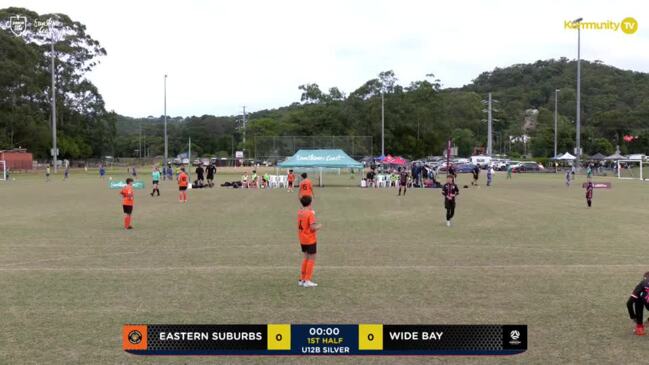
[[437, 163, 477, 174], [470, 155, 492, 169], [512, 161, 544, 173], [491, 159, 509, 171]]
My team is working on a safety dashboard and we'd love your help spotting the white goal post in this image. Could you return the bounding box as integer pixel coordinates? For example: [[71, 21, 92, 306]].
[[0, 160, 6, 181], [617, 159, 647, 181]]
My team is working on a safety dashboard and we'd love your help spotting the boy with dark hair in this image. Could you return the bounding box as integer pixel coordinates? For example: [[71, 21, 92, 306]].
[[287, 169, 296, 192], [585, 179, 593, 207], [178, 167, 189, 202], [120, 178, 135, 230], [298, 172, 314, 199], [398, 167, 409, 196], [297, 195, 321, 287], [627, 271, 649, 336], [442, 174, 460, 227]]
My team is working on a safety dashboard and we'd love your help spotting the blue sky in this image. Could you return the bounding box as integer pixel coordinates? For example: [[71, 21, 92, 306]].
[[7, 0, 649, 117]]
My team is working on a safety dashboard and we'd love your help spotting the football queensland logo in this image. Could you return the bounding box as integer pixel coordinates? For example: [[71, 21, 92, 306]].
[[564, 17, 638, 35], [9, 15, 27, 36], [509, 330, 521, 345]]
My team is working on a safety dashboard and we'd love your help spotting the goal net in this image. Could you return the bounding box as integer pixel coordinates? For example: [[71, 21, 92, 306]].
[[0, 160, 6, 181], [617, 160, 647, 180]]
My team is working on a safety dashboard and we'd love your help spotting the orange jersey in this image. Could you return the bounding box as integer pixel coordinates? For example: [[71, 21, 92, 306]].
[[287, 173, 295, 183], [178, 172, 189, 187], [120, 185, 134, 206], [297, 208, 317, 245], [298, 178, 313, 197]]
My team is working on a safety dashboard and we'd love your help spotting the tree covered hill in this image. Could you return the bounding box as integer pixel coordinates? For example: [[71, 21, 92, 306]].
[[3, 7, 649, 160]]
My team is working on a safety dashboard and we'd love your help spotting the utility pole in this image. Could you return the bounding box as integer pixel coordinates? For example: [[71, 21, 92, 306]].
[[381, 92, 385, 156], [188, 137, 191, 182], [139, 120, 142, 160], [573, 17, 583, 170], [487, 93, 493, 156], [50, 23, 57, 173], [482, 93, 498, 156], [164, 74, 168, 169], [242, 106, 247, 155], [554, 89, 560, 158]]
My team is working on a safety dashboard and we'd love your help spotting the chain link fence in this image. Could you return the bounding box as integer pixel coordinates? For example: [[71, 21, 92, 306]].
[[253, 136, 373, 162]]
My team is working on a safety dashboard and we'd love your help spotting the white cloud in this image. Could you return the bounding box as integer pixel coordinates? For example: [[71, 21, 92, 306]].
[[7, 0, 649, 116]]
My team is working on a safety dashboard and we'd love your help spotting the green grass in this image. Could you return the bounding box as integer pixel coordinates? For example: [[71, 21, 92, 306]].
[[1, 170, 648, 364]]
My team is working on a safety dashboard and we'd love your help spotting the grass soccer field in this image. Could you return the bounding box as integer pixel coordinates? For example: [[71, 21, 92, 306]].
[[1, 170, 648, 364]]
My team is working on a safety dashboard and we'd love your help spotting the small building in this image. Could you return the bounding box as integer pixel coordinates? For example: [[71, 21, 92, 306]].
[[0, 149, 33, 170]]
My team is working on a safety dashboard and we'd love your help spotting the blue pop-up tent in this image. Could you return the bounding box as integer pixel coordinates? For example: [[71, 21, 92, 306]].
[[278, 149, 363, 186]]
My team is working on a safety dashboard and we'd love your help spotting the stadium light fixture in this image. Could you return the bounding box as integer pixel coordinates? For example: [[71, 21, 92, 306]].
[[573, 17, 582, 169]]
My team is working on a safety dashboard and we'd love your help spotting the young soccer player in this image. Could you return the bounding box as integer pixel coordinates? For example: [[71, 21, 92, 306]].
[[442, 174, 460, 227], [565, 169, 571, 187], [99, 164, 105, 179], [251, 170, 258, 188], [287, 170, 296, 192], [151, 166, 161, 197], [45, 165, 51, 182], [178, 167, 189, 202], [298, 173, 314, 199], [398, 167, 408, 196], [241, 172, 249, 188], [120, 178, 135, 230], [585, 179, 593, 207], [262, 172, 270, 189], [297, 195, 321, 287], [627, 271, 649, 336]]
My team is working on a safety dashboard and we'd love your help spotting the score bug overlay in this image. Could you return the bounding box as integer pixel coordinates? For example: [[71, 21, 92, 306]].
[[123, 324, 527, 356]]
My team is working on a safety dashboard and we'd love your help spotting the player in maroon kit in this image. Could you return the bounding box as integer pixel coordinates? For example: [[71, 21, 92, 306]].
[[627, 271, 649, 336], [585, 180, 594, 207]]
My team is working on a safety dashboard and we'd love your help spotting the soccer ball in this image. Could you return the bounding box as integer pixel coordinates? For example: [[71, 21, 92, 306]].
[[109, 176, 113, 181]]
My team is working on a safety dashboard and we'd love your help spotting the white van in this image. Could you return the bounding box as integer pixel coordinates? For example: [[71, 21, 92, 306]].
[[470, 155, 492, 168]]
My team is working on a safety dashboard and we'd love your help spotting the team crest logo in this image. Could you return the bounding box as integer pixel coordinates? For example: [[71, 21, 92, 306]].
[[128, 330, 143, 345], [9, 15, 28, 36]]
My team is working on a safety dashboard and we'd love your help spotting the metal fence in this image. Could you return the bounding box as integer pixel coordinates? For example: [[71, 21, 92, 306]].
[[253, 136, 373, 161]]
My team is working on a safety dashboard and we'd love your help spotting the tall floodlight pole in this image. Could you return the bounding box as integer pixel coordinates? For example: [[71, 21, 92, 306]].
[[242, 106, 247, 152], [50, 23, 57, 173], [554, 89, 560, 158], [573, 17, 583, 170], [164, 74, 168, 170], [487, 93, 493, 156], [381, 92, 385, 156]]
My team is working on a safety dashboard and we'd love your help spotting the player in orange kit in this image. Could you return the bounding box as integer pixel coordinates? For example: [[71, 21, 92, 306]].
[[287, 169, 296, 192], [178, 167, 189, 202], [298, 172, 314, 200], [119, 178, 135, 230], [297, 195, 321, 287]]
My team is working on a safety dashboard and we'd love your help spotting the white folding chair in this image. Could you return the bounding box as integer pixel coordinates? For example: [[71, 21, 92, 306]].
[[281, 175, 289, 188]]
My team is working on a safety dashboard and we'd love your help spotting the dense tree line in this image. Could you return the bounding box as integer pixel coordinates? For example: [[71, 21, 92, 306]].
[[4, 8, 649, 161], [119, 60, 649, 160], [0, 7, 116, 160]]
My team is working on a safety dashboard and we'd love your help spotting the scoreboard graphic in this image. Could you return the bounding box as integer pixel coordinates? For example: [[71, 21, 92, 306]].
[[123, 324, 527, 356]]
